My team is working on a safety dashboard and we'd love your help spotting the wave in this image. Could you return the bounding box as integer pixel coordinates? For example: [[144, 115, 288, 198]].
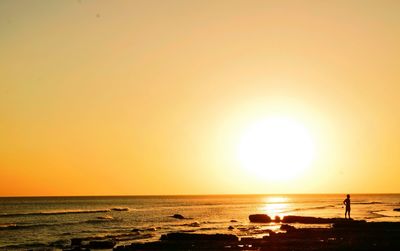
[[0, 209, 112, 218], [353, 201, 383, 205], [0, 222, 76, 230], [284, 205, 335, 213], [0, 242, 47, 250], [85, 217, 122, 224], [0, 223, 16, 228], [370, 210, 386, 216], [0, 207, 132, 218], [369, 210, 400, 218], [0, 217, 122, 230]]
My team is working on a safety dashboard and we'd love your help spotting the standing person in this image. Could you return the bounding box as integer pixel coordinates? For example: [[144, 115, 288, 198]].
[[343, 194, 351, 219]]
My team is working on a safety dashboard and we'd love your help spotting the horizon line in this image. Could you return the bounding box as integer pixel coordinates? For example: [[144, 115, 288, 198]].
[[1, 192, 400, 198]]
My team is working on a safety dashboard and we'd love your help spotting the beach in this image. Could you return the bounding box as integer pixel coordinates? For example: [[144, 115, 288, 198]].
[[3, 1, 400, 249], [1, 194, 400, 250]]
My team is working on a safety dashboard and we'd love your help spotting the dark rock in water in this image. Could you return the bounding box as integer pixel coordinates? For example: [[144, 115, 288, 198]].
[[282, 215, 351, 224], [171, 214, 185, 219], [258, 229, 276, 238], [71, 238, 83, 246], [230, 219, 238, 222], [131, 228, 140, 233], [394, 208, 400, 212], [50, 239, 70, 248], [63, 247, 90, 251], [114, 219, 400, 251], [87, 240, 116, 249], [113, 215, 400, 251], [249, 214, 271, 223], [280, 224, 296, 232], [274, 215, 281, 222], [146, 227, 157, 231], [115, 234, 239, 251], [186, 221, 200, 227], [111, 207, 129, 211], [228, 226, 234, 230], [160, 232, 239, 241]]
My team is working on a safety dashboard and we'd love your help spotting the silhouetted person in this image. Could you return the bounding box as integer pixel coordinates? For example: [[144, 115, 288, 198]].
[[343, 194, 351, 219]]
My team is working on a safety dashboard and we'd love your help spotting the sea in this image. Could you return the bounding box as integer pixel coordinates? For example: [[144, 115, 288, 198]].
[[1, 194, 399, 250]]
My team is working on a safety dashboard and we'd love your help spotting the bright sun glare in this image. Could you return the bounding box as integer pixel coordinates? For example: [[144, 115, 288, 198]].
[[237, 117, 315, 180]]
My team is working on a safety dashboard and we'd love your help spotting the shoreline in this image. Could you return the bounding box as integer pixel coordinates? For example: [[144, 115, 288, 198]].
[[50, 215, 400, 251], [117, 218, 400, 251]]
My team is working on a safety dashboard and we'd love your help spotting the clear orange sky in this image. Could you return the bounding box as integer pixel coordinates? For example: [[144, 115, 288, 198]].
[[1, 0, 400, 196]]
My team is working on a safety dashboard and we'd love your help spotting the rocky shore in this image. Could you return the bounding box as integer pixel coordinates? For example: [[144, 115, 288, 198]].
[[58, 215, 400, 251]]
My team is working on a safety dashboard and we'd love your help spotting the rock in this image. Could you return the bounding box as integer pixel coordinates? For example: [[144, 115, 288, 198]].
[[282, 215, 350, 224], [280, 224, 296, 232], [274, 216, 281, 222], [187, 221, 200, 227], [114, 220, 400, 251], [112, 215, 400, 251], [241, 237, 259, 242], [71, 238, 83, 246], [63, 247, 89, 251], [160, 232, 239, 241], [50, 239, 70, 248], [96, 215, 113, 220], [249, 214, 272, 223], [131, 228, 140, 233], [87, 240, 116, 249], [394, 208, 400, 212], [171, 214, 185, 219], [258, 229, 276, 238], [228, 226, 234, 230], [146, 227, 157, 231], [230, 219, 238, 222], [111, 207, 129, 211], [333, 221, 400, 230]]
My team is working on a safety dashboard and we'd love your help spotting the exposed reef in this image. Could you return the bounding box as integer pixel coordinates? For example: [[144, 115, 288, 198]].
[[113, 215, 400, 251]]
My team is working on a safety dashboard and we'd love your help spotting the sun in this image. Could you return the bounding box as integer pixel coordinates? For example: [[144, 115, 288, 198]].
[[237, 117, 315, 180]]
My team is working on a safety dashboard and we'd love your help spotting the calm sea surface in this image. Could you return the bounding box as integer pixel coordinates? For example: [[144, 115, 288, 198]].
[[1, 194, 399, 249]]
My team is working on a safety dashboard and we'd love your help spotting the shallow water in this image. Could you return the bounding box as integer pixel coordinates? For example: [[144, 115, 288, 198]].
[[1, 194, 399, 249]]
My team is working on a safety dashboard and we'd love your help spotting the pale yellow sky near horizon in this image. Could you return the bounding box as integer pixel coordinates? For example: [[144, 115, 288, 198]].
[[1, 0, 400, 196]]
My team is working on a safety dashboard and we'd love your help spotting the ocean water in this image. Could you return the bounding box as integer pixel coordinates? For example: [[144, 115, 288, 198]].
[[1, 194, 399, 250]]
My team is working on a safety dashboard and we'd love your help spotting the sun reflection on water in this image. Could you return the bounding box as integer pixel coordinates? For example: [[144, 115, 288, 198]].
[[261, 196, 289, 219]]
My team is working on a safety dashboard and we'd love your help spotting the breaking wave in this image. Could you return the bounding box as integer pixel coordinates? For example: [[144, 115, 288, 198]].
[[353, 201, 383, 205], [0, 222, 76, 230], [0, 207, 130, 218], [0, 216, 121, 231], [284, 205, 335, 213]]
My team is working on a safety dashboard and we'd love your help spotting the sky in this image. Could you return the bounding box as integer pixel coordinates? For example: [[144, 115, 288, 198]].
[[1, 0, 400, 196]]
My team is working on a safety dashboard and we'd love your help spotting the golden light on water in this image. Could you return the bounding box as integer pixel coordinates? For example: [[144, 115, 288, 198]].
[[261, 196, 289, 219]]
